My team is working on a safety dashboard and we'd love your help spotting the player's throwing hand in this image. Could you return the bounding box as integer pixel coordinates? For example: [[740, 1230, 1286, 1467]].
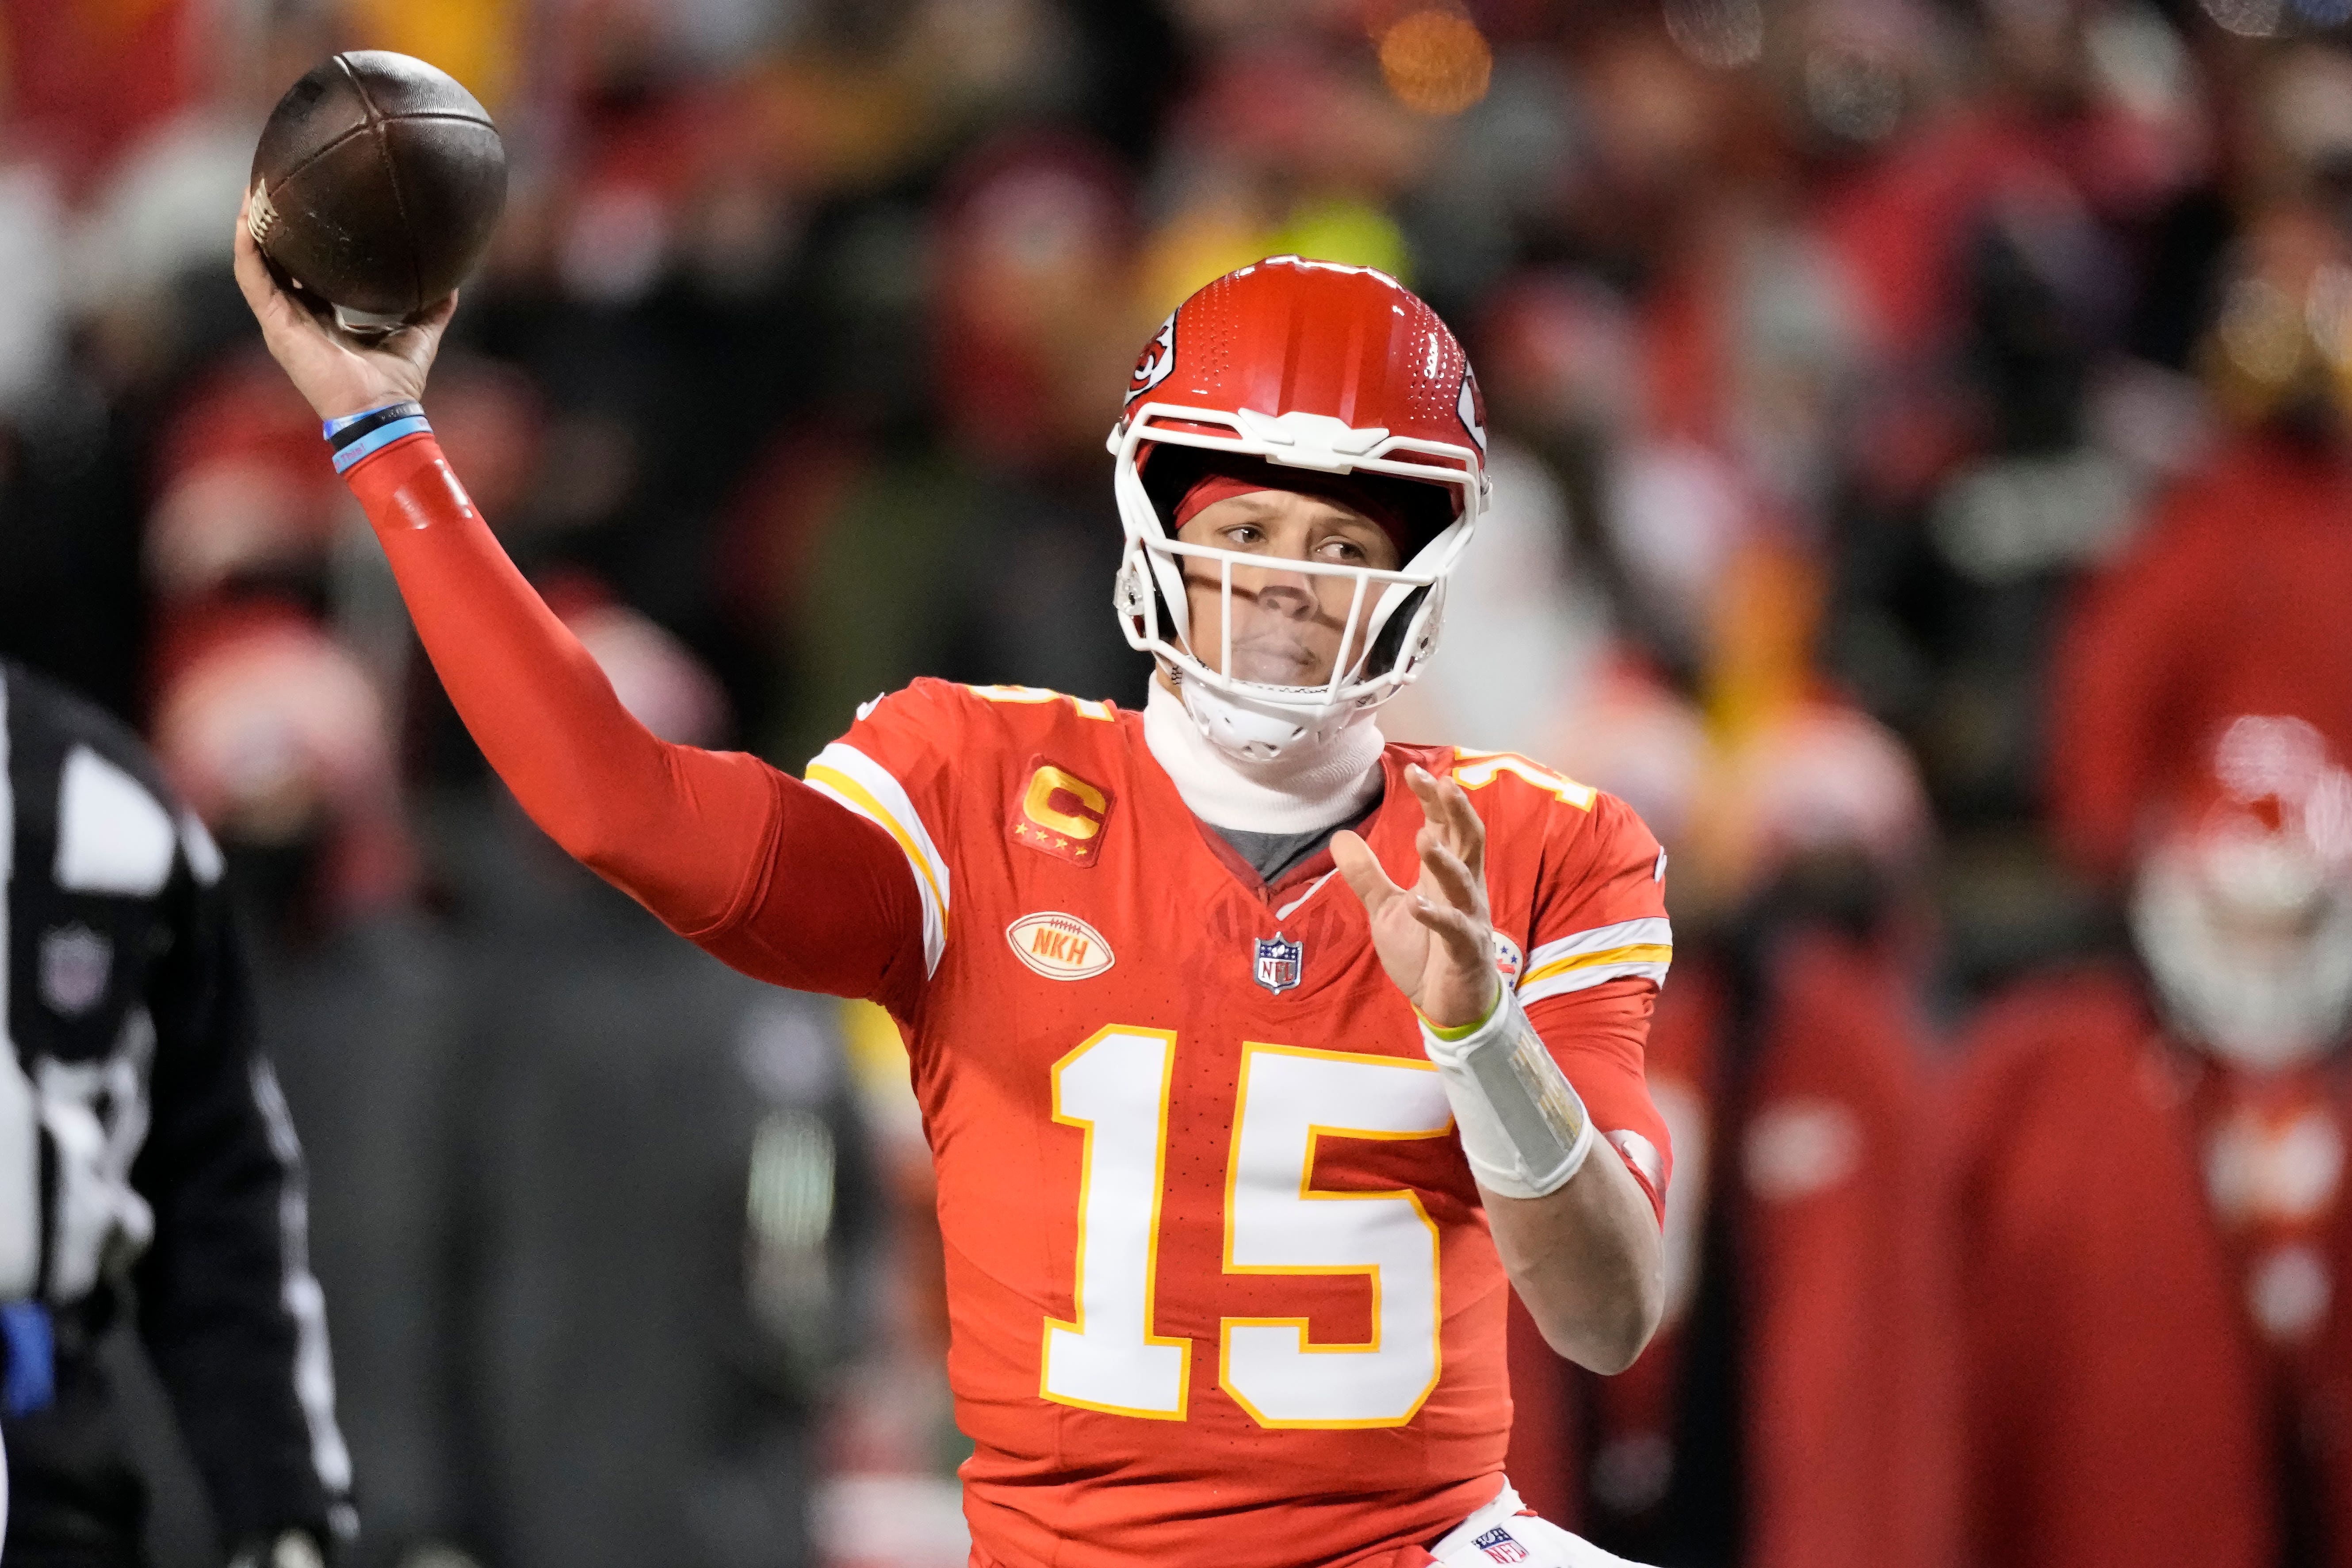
[[232, 190, 453, 423], [1333, 763, 1501, 1030]]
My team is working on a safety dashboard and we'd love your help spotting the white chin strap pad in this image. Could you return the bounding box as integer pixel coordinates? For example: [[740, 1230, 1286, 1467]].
[[1420, 987, 1595, 1201], [1180, 677, 1324, 763]]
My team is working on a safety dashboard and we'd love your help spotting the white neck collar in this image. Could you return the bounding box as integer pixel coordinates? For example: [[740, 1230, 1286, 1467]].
[[1143, 680, 1386, 833]]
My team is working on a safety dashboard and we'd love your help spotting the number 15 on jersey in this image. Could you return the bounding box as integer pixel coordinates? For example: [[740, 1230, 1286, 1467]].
[[1041, 1026, 1456, 1429]]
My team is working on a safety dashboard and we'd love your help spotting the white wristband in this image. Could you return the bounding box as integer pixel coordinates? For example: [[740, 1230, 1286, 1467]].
[[1419, 986, 1595, 1200]]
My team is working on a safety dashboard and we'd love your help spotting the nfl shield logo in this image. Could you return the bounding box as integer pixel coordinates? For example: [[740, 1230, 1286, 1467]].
[[1474, 1527, 1530, 1563], [1253, 933, 1303, 995]]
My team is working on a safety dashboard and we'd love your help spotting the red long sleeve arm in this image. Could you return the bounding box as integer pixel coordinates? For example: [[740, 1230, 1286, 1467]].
[[345, 433, 922, 999], [1523, 791, 1676, 1224]]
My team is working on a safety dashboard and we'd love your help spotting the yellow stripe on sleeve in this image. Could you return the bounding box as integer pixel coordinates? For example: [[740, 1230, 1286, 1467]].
[[1519, 942, 1675, 987], [806, 763, 951, 937]]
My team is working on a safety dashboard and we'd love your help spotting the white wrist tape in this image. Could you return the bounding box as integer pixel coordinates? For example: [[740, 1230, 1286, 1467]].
[[1419, 986, 1596, 1200]]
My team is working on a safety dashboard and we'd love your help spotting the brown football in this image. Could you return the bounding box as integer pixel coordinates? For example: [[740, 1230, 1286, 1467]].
[[247, 51, 505, 326]]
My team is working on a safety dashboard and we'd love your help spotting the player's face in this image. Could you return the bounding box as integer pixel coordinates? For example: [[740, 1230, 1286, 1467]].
[[1174, 490, 1403, 688]]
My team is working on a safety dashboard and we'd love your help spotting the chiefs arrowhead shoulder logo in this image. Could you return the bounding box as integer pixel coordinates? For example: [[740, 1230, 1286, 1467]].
[[1007, 912, 1115, 980], [1126, 310, 1176, 407]]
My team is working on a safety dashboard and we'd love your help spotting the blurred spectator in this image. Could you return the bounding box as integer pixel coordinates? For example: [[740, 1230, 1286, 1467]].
[[1798, 1, 2208, 857], [0, 656, 351, 1568], [1514, 686, 1961, 1568], [1542, 654, 1712, 856], [2051, 203, 2352, 882], [440, 595, 877, 1568], [1, 0, 207, 195], [0, 153, 69, 421], [153, 605, 464, 1568], [1381, 441, 1609, 753], [143, 353, 348, 610], [65, 4, 337, 386], [1955, 714, 2352, 1568], [757, 131, 1149, 764]]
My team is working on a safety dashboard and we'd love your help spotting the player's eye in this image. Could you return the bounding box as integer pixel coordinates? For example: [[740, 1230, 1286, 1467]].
[[1220, 524, 1266, 548], [1317, 536, 1367, 563]]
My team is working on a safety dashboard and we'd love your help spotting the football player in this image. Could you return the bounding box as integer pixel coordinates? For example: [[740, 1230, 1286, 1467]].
[[233, 195, 1674, 1567]]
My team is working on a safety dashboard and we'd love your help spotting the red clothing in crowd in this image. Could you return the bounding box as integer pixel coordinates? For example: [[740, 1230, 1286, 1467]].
[[1736, 937, 1961, 1568], [1951, 965, 2352, 1568], [2050, 435, 2352, 879], [1506, 939, 1962, 1568], [0, 0, 197, 189]]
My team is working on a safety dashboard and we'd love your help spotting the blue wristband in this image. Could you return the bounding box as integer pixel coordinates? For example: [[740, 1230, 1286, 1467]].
[[324, 400, 428, 473]]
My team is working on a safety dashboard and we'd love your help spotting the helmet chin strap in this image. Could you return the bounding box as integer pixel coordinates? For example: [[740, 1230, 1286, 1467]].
[[1146, 674, 1387, 834], [1178, 673, 1355, 763]]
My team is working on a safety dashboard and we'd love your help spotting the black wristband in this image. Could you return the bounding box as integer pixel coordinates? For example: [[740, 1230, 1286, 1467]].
[[324, 400, 424, 454], [323, 400, 430, 474]]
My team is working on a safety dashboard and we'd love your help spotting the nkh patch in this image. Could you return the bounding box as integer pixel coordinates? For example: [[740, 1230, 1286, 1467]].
[[1006, 912, 1115, 980], [39, 926, 111, 1017], [1009, 757, 1114, 868], [1253, 932, 1303, 995], [1473, 1526, 1530, 1564]]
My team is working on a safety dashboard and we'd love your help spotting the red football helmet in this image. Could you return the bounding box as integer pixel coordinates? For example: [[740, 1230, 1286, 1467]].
[[2133, 715, 2352, 1070], [1107, 256, 1491, 757]]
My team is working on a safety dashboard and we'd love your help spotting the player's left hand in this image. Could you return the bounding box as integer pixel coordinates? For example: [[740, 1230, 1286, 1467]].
[[1333, 764, 1500, 1031]]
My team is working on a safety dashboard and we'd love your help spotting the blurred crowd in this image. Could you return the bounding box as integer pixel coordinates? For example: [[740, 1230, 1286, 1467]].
[[5, 0, 2352, 1564]]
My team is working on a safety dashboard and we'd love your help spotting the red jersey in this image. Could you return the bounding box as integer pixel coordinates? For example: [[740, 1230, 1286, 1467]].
[[807, 680, 1672, 1567], [333, 438, 1672, 1568]]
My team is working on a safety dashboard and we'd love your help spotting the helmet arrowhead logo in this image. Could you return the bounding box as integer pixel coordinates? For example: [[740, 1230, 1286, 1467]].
[[1457, 371, 1488, 455], [1127, 310, 1177, 407]]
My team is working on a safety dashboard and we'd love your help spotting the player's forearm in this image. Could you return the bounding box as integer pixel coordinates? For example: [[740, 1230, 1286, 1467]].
[[1484, 1148, 1664, 1374], [343, 432, 769, 928], [1416, 979, 1667, 1371]]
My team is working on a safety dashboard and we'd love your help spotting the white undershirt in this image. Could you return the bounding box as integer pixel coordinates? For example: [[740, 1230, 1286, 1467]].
[[1142, 680, 1385, 834]]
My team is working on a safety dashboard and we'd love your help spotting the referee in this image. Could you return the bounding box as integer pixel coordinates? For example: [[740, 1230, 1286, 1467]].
[[0, 658, 350, 1567]]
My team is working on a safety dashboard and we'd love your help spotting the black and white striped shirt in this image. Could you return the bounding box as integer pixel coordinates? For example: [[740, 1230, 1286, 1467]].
[[0, 658, 352, 1548]]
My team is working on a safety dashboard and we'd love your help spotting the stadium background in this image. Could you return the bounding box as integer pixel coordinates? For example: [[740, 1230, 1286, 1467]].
[[1, 0, 2348, 1564]]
